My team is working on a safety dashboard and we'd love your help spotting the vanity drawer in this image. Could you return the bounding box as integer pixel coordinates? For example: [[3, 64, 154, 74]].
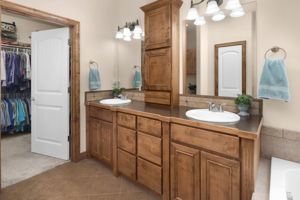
[[117, 112, 136, 129], [117, 149, 136, 180], [171, 124, 240, 159], [138, 132, 162, 165], [89, 107, 113, 122], [138, 117, 162, 137], [137, 158, 162, 194], [117, 126, 136, 154]]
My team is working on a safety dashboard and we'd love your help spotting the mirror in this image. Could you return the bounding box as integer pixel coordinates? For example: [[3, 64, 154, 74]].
[[183, 1, 257, 97]]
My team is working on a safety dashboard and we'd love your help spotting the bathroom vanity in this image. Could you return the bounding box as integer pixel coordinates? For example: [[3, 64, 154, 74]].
[[86, 100, 262, 200]]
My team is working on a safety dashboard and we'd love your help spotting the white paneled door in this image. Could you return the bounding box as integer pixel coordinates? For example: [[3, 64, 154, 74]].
[[218, 45, 242, 97], [31, 28, 70, 160]]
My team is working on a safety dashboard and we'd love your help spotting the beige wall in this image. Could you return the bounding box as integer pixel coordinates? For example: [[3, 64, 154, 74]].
[[257, 0, 300, 132], [6, 0, 119, 152], [2, 12, 59, 43]]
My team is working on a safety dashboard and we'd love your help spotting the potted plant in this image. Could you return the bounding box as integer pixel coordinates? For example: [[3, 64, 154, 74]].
[[234, 94, 253, 116], [112, 87, 125, 98]]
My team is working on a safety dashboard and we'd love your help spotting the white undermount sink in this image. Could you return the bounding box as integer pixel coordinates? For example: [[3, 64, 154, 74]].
[[100, 98, 131, 105], [186, 109, 240, 123]]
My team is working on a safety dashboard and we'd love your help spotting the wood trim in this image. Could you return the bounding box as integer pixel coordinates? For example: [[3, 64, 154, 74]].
[[162, 122, 170, 200], [182, 20, 187, 95], [78, 152, 87, 160], [214, 41, 247, 96], [0, 1, 81, 166]]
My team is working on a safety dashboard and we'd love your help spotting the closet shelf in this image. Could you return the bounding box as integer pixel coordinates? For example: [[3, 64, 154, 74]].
[[1, 43, 31, 49]]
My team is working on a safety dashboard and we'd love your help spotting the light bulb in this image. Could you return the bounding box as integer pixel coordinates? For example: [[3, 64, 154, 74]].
[[194, 16, 206, 26], [186, 7, 199, 20], [133, 33, 141, 40], [212, 11, 225, 21], [115, 31, 123, 39], [123, 35, 132, 41], [230, 7, 245, 18], [133, 25, 142, 34], [225, 0, 242, 10], [123, 27, 131, 37], [206, 0, 220, 14]]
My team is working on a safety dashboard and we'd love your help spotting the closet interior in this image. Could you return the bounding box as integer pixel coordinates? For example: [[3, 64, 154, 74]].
[[1, 12, 67, 188]]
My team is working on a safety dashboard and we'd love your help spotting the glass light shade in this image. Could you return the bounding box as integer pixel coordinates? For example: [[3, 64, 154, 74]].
[[225, 0, 242, 10], [115, 31, 123, 39], [212, 11, 226, 21], [230, 7, 245, 18], [123, 27, 131, 37], [194, 16, 206, 26], [206, 0, 220, 14], [133, 33, 141, 40], [186, 7, 199, 20], [123, 35, 132, 41], [133, 25, 142, 34]]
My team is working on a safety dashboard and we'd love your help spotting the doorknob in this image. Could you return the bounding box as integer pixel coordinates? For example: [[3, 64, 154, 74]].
[[31, 97, 36, 102]]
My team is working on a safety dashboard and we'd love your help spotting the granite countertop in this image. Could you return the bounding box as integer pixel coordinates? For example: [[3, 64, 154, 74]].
[[86, 100, 263, 139]]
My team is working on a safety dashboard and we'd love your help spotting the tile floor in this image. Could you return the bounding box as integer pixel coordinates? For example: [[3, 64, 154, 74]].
[[0, 159, 160, 200]]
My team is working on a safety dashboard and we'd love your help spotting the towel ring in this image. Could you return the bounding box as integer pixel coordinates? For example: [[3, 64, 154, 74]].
[[264, 46, 287, 60], [89, 61, 99, 69]]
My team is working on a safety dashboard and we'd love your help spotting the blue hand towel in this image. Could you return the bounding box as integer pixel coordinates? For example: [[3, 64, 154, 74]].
[[258, 59, 291, 101], [133, 71, 142, 88], [89, 68, 101, 90]]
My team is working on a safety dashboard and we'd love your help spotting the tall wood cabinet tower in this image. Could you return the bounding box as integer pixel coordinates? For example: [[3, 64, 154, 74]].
[[141, 0, 182, 107]]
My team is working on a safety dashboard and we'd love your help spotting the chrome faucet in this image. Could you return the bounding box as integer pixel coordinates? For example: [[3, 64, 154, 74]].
[[205, 101, 227, 112], [118, 94, 128, 100]]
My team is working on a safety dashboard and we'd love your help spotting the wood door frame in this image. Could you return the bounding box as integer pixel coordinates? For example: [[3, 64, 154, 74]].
[[0, 0, 81, 179], [214, 41, 247, 96]]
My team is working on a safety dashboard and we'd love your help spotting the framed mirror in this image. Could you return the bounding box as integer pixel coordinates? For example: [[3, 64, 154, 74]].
[[182, 0, 257, 98]]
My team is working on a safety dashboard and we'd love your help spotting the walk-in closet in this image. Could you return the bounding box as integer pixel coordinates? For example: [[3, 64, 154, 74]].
[[1, 12, 70, 188]]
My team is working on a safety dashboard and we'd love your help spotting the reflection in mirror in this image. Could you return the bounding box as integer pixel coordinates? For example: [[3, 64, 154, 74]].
[[183, 1, 257, 98]]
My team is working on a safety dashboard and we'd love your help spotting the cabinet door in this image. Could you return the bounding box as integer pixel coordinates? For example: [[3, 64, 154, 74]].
[[100, 121, 113, 166], [89, 117, 101, 160], [144, 5, 171, 50], [144, 48, 171, 91], [171, 143, 200, 200], [201, 151, 240, 200]]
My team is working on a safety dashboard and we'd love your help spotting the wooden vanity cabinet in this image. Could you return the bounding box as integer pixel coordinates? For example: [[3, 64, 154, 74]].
[[144, 4, 171, 50], [141, 0, 182, 107], [86, 103, 260, 200], [170, 123, 257, 200], [144, 48, 171, 91], [87, 106, 113, 167], [116, 113, 164, 195]]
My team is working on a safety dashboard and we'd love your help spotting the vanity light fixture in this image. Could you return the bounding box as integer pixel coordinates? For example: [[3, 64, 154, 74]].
[[194, 16, 206, 25], [225, 0, 242, 10], [115, 20, 144, 41], [186, 0, 244, 26], [206, 0, 220, 14], [230, 7, 245, 18], [212, 11, 226, 21]]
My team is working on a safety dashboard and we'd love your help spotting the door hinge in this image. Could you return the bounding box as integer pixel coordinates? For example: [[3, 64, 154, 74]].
[[68, 135, 71, 142], [68, 39, 72, 46], [68, 86, 71, 93]]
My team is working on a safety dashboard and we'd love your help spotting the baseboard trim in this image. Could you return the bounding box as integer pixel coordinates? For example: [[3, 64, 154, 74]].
[[77, 152, 87, 161]]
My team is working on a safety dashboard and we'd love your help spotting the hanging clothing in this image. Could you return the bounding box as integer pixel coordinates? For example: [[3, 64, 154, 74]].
[[1, 98, 31, 133], [1, 49, 31, 91]]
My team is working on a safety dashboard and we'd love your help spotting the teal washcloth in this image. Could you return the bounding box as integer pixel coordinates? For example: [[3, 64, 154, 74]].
[[133, 71, 142, 88], [89, 68, 101, 90], [258, 59, 291, 101]]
